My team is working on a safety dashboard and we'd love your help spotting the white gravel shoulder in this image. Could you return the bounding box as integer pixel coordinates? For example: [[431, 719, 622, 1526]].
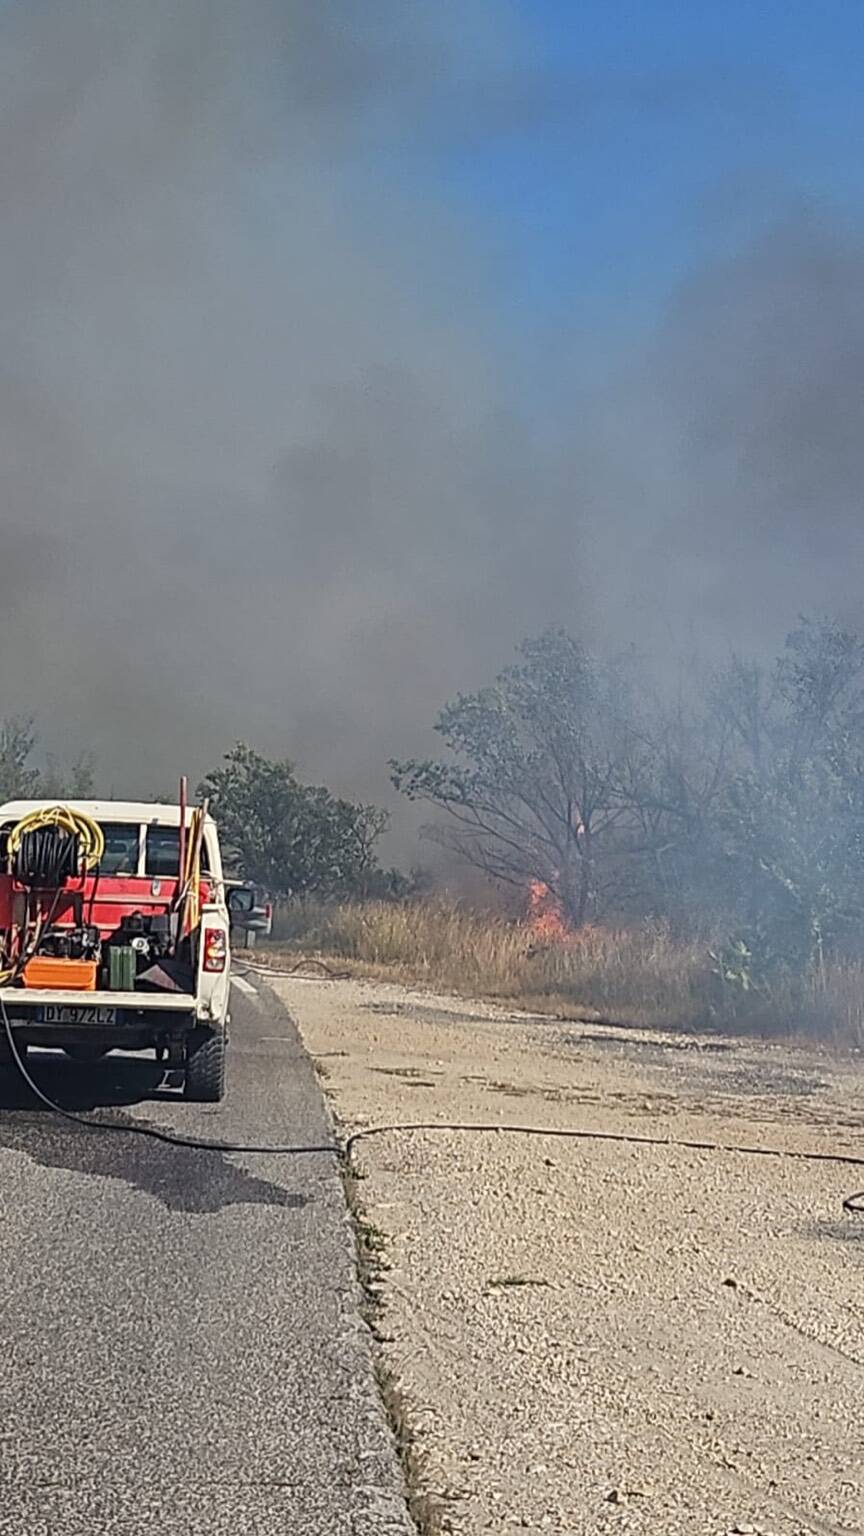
[[273, 973, 864, 1536]]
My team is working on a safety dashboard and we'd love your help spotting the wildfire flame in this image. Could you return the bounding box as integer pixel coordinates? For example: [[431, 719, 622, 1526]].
[[526, 879, 571, 944]]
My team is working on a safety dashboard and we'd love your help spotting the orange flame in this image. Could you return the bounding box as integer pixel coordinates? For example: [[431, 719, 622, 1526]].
[[526, 879, 571, 944]]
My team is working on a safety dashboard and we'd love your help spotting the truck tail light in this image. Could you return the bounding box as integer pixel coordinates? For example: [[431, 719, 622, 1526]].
[[202, 927, 227, 973], [264, 902, 272, 923]]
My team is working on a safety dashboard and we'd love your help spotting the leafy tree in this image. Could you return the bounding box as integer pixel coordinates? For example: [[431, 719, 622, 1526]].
[[777, 615, 864, 746], [393, 617, 864, 966], [623, 618, 864, 967], [612, 691, 731, 928], [200, 742, 388, 899], [41, 753, 97, 799], [0, 718, 99, 803], [713, 619, 864, 968], [0, 717, 40, 800], [391, 630, 641, 925]]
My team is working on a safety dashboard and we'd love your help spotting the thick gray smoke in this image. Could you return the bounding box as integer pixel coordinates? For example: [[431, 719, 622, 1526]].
[[2, 2, 863, 853], [578, 212, 864, 668], [0, 0, 580, 818]]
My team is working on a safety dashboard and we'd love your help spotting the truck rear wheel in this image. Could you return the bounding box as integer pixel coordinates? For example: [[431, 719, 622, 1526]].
[[184, 1025, 226, 1102]]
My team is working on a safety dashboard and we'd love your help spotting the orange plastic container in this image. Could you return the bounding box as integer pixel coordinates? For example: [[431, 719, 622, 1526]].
[[22, 957, 98, 991]]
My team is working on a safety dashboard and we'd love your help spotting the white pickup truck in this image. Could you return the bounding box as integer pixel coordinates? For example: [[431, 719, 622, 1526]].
[[0, 800, 251, 1101]]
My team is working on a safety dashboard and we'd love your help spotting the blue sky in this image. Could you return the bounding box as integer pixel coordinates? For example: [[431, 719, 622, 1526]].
[[407, 0, 864, 333]]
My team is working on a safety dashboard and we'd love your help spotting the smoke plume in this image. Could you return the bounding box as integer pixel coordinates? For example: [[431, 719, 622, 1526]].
[[580, 212, 864, 666], [1, 2, 863, 853]]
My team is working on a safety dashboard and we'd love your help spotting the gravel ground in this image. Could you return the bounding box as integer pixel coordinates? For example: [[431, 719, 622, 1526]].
[[272, 974, 864, 1536]]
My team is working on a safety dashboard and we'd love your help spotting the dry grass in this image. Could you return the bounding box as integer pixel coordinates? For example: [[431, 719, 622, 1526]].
[[736, 957, 864, 1048], [266, 899, 864, 1046], [271, 900, 708, 1029]]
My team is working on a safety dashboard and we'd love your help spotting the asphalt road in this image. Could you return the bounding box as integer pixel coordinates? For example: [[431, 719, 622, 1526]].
[[0, 980, 413, 1536]]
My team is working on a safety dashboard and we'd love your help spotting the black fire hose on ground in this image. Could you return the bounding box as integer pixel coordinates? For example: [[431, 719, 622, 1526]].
[[2, 991, 864, 1213]]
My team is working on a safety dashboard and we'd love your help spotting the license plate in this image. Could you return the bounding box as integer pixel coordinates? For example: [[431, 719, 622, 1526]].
[[39, 1006, 118, 1026]]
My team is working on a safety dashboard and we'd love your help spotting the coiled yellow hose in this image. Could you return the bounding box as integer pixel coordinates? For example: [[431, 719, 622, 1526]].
[[0, 806, 106, 984], [6, 804, 105, 871]]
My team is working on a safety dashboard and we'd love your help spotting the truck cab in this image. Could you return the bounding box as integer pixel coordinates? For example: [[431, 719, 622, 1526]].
[[0, 800, 237, 1101]]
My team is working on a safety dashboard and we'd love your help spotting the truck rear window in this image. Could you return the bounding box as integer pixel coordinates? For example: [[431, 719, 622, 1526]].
[[145, 826, 211, 877], [0, 820, 212, 877], [0, 820, 143, 875], [100, 824, 141, 875]]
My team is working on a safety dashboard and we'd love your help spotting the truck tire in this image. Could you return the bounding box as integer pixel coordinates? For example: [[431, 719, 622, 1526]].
[[184, 1025, 226, 1102]]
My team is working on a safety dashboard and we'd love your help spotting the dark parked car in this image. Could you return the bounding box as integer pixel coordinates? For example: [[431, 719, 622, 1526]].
[[225, 880, 273, 943]]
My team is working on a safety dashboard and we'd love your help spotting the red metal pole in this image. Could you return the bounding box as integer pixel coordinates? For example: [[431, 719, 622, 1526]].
[[178, 775, 188, 890]]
